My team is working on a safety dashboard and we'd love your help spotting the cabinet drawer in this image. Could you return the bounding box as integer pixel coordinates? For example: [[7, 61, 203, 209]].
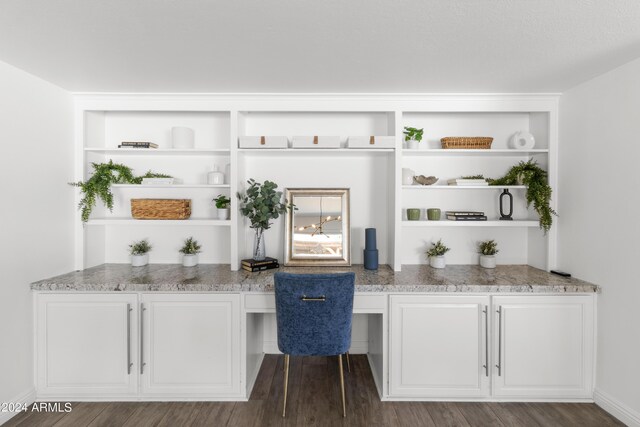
[[244, 293, 387, 313]]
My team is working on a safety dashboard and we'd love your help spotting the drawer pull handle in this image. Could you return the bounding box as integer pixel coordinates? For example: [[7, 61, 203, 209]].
[[496, 306, 503, 376], [301, 295, 326, 302]]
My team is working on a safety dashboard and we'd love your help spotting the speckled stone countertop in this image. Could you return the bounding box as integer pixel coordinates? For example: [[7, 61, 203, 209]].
[[30, 264, 599, 293]]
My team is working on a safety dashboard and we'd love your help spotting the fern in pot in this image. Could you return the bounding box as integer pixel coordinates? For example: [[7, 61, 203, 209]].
[[179, 237, 201, 267], [426, 239, 450, 269], [478, 239, 499, 269], [129, 239, 152, 267]]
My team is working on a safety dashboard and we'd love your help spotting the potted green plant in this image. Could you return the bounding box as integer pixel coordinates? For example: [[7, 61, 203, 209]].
[[179, 237, 201, 267], [426, 239, 450, 269], [70, 160, 171, 222], [213, 194, 231, 220], [403, 126, 424, 150], [237, 179, 294, 261], [480, 159, 556, 233], [129, 239, 152, 267], [478, 239, 499, 269]]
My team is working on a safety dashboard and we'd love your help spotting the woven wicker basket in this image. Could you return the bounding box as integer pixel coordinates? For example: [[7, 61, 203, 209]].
[[441, 137, 493, 149], [131, 199, 191, 220]]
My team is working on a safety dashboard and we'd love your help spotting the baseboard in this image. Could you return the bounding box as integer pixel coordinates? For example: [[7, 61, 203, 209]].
[[263, 340, 368, 354], [0, 388, 36, 426], [594, 388, 640, 427]]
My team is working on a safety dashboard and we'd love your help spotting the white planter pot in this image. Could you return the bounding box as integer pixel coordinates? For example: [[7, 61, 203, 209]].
[[131, 254, 149, 267], [480, 255, 496, 269], [217, 208, 230, 220], [407, 139, 420, 150], [429, 256, 446, 269], [182, 254, 198, 267]]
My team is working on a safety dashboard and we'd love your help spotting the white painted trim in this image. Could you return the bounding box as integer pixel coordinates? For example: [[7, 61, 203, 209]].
[[0, 388, 36, 426], [367, 353, 384, 400], [594, 388, 640, 427]]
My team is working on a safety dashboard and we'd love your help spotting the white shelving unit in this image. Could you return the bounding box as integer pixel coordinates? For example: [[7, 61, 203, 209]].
[[402, 185, 527, 190], [73, 95, 558, 271]]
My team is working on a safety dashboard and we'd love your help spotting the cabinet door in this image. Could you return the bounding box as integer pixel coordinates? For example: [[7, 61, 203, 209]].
[[141, 294, 241, 396], [389, 295, 490, 397], [492, 295, 594, 398], [36, 293, 138, 397]]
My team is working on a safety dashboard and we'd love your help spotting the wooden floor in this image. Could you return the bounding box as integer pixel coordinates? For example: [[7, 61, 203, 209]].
[[5, 355, 624, 427]]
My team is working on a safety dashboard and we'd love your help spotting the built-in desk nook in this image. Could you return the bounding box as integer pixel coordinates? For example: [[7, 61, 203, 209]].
[[31, 264, 598, 402]]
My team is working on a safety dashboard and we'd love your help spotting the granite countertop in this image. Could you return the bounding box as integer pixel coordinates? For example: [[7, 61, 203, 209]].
[[30, 264, 599, 293]]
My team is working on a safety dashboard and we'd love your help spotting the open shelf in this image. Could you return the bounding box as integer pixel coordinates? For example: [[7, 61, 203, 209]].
[[86, 218, 231, 226], [111, 184, 230, 189], [402, 220, 539, 227], [403, 149, 548, 156], [403, 185, 527, 190], [238, 148, 394, 155], [85, 148, 231, 156]]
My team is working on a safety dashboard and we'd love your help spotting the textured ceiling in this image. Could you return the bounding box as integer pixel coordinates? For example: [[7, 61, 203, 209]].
[[1, 0, 640, 93]]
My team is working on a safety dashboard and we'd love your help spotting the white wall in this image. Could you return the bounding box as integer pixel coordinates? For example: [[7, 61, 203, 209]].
[[0, 61, 74, 417], [560, 57, 640, 424]]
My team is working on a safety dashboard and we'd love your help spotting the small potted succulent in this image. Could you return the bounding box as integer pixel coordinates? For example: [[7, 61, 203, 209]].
[[129, 239, 152, 267], [179, 236, 202, 267], [426, 239, 450, 269], [403, 126, 424, 150], [213, 194, 231, 220], [478, 239, 499, 269]]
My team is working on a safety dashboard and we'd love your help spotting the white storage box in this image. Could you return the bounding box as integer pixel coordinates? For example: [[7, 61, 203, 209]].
[[239, 136, 288, 149], [347, 136, 395, 149], [291, 136, 341, 149]]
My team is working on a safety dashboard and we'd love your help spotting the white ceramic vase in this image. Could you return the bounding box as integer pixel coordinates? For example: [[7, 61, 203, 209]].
[[480, 255, 496, 269], [402, 168, 415, 185], [171, 126, 195, 149], [182, 254, 198, 267], [217, 208, 230, 220], [407, 139, 420, 150], [131, 254, 149, 267], [429, 256, 446, 269]]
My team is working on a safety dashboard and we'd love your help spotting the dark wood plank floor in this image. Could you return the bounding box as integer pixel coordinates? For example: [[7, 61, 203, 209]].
[[4, 355, 624, 427]]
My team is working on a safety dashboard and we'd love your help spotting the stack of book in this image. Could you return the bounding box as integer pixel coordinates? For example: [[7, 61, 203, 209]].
[[241, 257, 279, 272], [447, 178, 488, 186], [446, 211, 488, 221], [118, 141, 159, 149]]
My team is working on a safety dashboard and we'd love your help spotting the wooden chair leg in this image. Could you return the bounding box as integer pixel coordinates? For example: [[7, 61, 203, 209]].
[[338, 354, 346, 417], [345, 351, 351, 373], [283, 354, 290, 417]]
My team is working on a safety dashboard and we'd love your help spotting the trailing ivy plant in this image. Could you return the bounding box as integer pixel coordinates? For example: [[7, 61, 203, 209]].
[[70, 160, 171, 222], [462, 159, 556, 233]]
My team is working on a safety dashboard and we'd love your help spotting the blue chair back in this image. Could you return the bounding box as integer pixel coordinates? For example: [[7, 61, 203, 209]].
[[274, 272, 355, 356]]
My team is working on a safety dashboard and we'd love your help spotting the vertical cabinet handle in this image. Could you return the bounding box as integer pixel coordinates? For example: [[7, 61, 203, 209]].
[[126, 303, 132, 375], [140, 303, 146, 375], [482, 305, 488, 377], [496, 306, 503, 376]]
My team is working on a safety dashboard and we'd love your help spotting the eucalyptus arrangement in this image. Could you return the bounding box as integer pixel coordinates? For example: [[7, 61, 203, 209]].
[[426, 239, 450, 269], [129, 239, 152, 267], [237, 179, 294, 260], [179, 236, 201, 267], [403, 126, 424, 149], [70, 160, 171, 222], [464, 159, 556, 232]]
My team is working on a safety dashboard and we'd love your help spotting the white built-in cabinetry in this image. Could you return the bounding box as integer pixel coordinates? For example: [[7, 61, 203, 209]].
[[74, 95, 558, 272], [389, 294, 594, 400], [36, 293, 242, 400]]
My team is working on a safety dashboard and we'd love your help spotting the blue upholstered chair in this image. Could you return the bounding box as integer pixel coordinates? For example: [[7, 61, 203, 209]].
[[274, 272, 355, 418]]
